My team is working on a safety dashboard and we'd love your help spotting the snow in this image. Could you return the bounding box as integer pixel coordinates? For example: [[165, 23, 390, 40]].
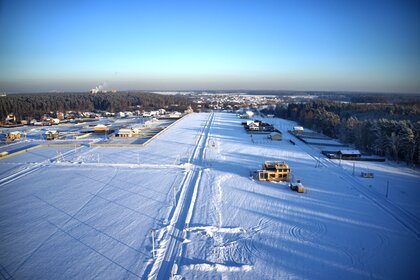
[[0, 112, 419, 279]]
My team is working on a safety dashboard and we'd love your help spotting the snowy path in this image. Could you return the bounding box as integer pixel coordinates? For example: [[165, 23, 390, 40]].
[[148, 112, 214, 279]]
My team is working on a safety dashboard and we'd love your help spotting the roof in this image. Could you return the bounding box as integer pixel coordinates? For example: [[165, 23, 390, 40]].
[[94, 124, 107, 128], [339, 149, 361, 155], [118, 128, 133, 134], [293, 126, 304, 130]]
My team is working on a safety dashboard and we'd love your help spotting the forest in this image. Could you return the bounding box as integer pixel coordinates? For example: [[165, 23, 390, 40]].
[[262, 100, 420, 165], [0, 92, 191, 120]]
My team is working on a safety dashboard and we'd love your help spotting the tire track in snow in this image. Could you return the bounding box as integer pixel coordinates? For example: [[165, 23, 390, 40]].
[[146, 112, 214, 280]]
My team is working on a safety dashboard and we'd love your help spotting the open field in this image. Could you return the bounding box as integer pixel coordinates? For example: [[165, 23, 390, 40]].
[[0, 112, 419, 279]]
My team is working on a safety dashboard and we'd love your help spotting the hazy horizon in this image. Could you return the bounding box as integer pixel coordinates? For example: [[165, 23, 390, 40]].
[[1, 0, 420, 93]]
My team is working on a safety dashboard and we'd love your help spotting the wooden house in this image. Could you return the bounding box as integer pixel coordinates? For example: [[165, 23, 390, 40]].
[[256, 161, 291, 182]]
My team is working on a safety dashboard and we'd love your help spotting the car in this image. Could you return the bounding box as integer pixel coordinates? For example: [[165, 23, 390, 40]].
[[289, 180, 305, 193]]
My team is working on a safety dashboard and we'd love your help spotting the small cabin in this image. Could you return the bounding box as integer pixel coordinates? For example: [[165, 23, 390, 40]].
[[256, 161, 291, 182], [45, 130, 59, 140]]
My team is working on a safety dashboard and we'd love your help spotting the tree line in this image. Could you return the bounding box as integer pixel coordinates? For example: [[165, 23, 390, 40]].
[[263, 101, 420, 165], [0, 92, 191, 120]]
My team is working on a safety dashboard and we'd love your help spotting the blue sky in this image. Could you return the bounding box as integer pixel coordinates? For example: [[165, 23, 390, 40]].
[[0, 0, 419, 93]]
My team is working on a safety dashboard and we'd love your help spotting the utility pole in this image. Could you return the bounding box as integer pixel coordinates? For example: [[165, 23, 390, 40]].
[[352, 162, 355, 176], [386, 181, 389, 199]]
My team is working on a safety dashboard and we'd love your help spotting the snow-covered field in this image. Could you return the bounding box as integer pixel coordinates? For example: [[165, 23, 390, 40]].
[[0, 112, 419, 279]]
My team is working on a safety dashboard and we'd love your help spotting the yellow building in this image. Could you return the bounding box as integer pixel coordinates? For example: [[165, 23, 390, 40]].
[[257, 161, 291, 182]]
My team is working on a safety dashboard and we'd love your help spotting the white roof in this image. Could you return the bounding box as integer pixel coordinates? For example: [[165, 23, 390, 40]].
[[293, 126, 304, 130], [118, 128, 133, 133], [45, 130, 58, 134], [94, 124, 107, 128], [339, 150, 361, 155]]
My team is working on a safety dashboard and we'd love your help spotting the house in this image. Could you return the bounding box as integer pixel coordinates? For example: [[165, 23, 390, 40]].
[[45, 130, 59, 140], [50, 118, 60, 125], [7, 131, 21, 141], [94, 124, 109, 133], [293, 126, 304, 133], [269, 132, 282, 141], [118, 128, 134, 137], [5, 114, 16, 123], [256, 161, 291, 182], [168, 112, 182, 119], [57, 112, 65, 120], [338, 149, 361, 159], [245, 120, 275, 133], [246, 111, 254, 118]]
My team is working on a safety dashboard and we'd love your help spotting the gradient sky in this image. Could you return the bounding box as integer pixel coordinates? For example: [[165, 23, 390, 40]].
[[1, 0, 420, 93]]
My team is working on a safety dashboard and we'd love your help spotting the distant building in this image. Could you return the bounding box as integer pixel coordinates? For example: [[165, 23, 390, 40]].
[[45, 131, 59, 140], [7, 131, 21, 141], [338, 150, 361, 159], [57, 112, 65, 120], [293, 126, 304, 133], [94, 124, 109, 133]]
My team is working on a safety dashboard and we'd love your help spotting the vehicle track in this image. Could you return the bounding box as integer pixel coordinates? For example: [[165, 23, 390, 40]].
[[147, 112, 214, 280]]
